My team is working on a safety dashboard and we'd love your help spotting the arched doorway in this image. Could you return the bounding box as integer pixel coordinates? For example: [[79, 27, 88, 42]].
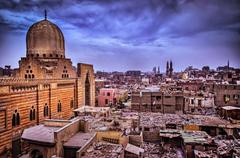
[[31, 149, 43, 158], [85, 72, 90, 106]]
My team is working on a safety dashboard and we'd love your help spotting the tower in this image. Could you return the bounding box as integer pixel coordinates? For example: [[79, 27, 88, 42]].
[[169, 60, 173, 77], [166, 61, 169, 76]]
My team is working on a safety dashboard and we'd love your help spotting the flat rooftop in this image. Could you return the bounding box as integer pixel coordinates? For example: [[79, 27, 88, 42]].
[[181, 131, 211, 145], [21, 125, 60, 145], [63, 132, 95, 149]]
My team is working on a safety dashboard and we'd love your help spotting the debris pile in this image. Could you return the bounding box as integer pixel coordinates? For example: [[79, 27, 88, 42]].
[[143, 142, 161, 158], [194, 150, 218, 158], [82, 142, 123, 158], [214, 135, 240, 157]]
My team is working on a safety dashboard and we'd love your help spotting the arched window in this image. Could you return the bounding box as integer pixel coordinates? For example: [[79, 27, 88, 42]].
[[32, 74, 35, 78], [30, 106, 36, 121], [12, 110, 20, 127], [16, 113, 20, 125], [57, 101, 62, 112], [12, 113, 16, 127], [44, 104, 49, 117]]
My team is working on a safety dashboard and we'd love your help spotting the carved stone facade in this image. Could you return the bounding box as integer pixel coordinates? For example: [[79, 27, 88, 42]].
[[0, 16, 95, 157]]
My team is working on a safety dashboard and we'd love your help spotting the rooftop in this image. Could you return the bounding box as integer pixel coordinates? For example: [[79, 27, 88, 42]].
[[21, 125, 60, 145], [63, 132, 95, 149]]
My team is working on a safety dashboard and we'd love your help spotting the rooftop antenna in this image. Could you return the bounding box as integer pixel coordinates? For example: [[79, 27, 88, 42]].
[[44, 9, 47, 20]]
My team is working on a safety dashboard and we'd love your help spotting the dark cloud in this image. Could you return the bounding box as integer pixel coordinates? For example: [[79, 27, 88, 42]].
[[0, 0, 240, 71]]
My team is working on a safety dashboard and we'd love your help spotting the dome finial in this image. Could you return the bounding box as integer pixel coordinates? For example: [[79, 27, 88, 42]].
[[44, 9, 47, 20]]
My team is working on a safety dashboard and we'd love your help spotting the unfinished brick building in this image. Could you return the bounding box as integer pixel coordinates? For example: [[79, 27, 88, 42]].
[[131, 90, 185, 114]]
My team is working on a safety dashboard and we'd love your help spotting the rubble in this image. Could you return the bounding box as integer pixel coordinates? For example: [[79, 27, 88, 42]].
[[82, 142, 123, 158], [194, 150, 218, 158]]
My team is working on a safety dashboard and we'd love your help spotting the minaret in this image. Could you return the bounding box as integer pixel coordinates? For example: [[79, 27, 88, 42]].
[[166, 61, 169, 76], [44, 9, 47, 20], [169, 60, 173, 78]]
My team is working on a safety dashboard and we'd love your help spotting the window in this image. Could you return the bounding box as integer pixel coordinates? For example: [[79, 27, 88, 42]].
[[233, 95, 239, 100], [70, 100, 74, 108], [30, 106, 36, 121], [12, 110, 20, 127], [57, 101, 62, 112], [105, 99, 108, 105], [44, 104, 49, 117], [198, 99, 202, 106], [156, 96, 161, 100], [43, 54, 46, 57], [107, 92, 111, 96], [62, 66, 69, 78], [224, 95, 230, 103], [191, 99, 194, 104]]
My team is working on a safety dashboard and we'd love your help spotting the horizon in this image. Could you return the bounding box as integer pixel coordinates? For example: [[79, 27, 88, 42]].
[[0, 0, 240, 72]]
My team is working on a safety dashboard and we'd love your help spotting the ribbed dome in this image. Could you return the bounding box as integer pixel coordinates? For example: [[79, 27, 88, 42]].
[[26, 19, 65, 58]]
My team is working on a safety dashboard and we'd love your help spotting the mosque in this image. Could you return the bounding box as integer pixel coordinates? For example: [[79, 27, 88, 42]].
[[0, 11, 95, 157]]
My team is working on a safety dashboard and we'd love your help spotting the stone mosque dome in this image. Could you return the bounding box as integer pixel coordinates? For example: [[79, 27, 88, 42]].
[[26, 12, 65, 58]]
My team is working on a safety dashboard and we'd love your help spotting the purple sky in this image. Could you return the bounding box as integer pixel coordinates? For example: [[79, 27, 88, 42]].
[[0, 0, 239, 72]]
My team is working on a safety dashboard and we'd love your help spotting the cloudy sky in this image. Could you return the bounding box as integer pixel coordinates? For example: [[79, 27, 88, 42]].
[[0, 0, 239, 72]]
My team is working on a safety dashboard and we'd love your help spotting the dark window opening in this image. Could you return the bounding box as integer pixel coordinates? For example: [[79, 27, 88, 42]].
[[30, 106, 36, 121], [12, 110, 20, 127], [85, 73, 91, 106], [44, 104, 49, 117], [57, 101, 62, 112], [105, 99, 108, 105], [70, 100, 74, 108]]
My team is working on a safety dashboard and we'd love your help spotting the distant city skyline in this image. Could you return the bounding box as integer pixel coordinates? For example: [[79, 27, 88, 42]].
[[0, 0, 240, 72]]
